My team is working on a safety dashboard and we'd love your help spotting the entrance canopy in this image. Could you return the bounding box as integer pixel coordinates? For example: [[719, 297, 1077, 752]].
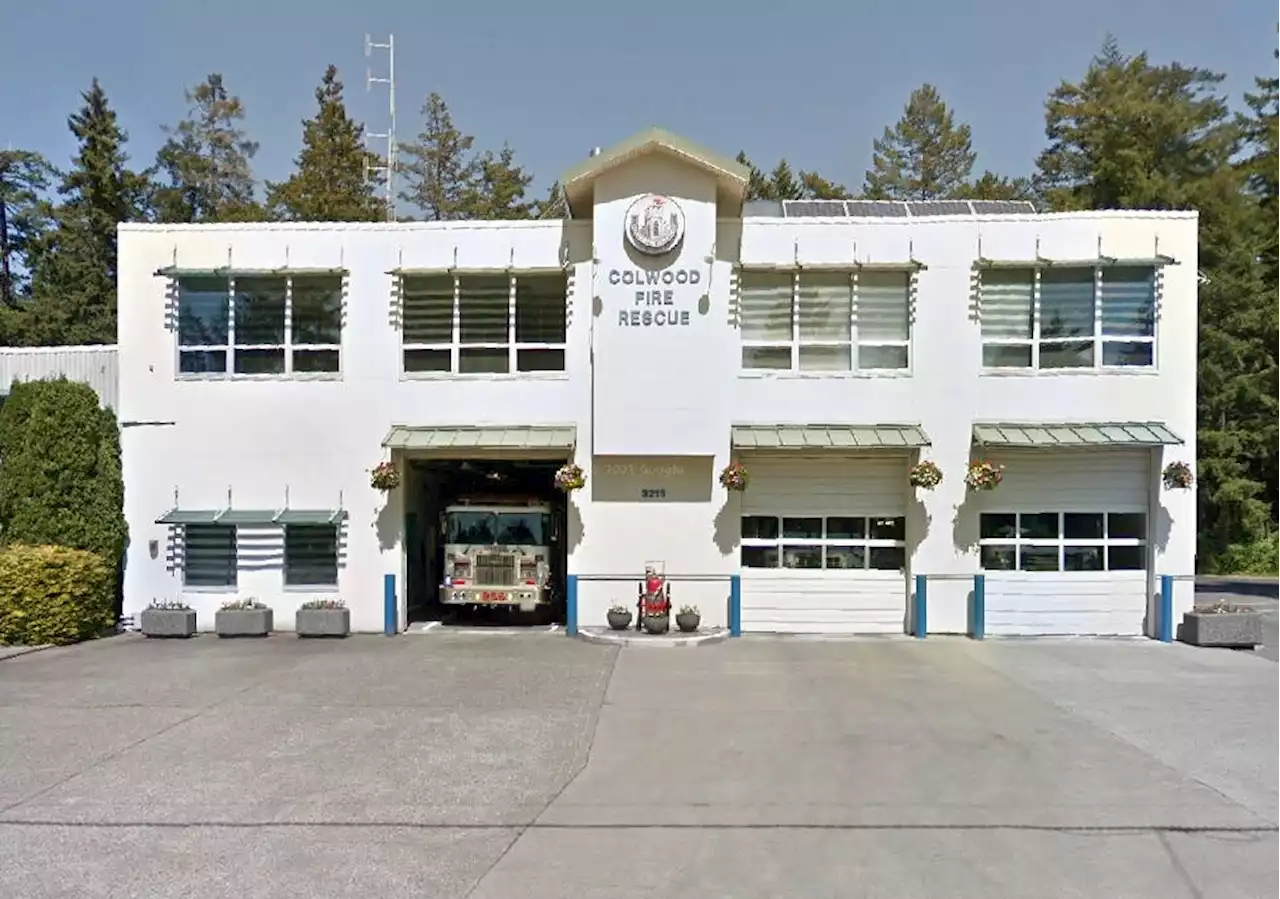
[[731, 423, 930, 450], [971, 421, 1183, 448], [382, 424, 576, 458]]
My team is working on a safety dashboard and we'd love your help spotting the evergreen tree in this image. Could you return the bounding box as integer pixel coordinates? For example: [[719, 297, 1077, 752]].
[[767, 160, 805, 200], [799, 170, 851, 200], [535, 180, 567, 219], [967, 171, 1036, 202], [735, 151, 771, 202], [267, 66, 385, 222], [398, 93, 479, 221], [154, 74, 262, 222], [1036, 37, 1276, 571], [864, 84, 976, 200], [0, 149, 54, 307], [463, 145, 535, 219], [14, 81, 150, 345]]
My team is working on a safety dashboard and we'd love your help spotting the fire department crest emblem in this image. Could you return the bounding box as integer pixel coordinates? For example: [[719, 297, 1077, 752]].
[[625, 194, 685, 256]]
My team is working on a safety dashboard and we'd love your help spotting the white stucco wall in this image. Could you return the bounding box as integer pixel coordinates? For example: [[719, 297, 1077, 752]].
[[117, 151, 1197, 635]]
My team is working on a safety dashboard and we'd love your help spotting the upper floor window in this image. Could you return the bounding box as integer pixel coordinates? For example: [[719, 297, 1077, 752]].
[[176, 272, 343, 376], [738, 269, 912, 373], [979, 265, 1156, 371], [401, 272, 567, 375]]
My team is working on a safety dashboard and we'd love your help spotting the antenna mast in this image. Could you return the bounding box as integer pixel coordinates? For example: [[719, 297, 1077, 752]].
[[365, 33, 397, 221]]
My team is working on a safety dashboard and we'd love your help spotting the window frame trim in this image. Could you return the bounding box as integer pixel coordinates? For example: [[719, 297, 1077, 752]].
[[400, 270, 570, 379], [174, 272, 345, 381], [979, 263, 1159, 374], [737, 266, 915, 375], [740, 514, 909, 572], [976, 511, 1149, 573]]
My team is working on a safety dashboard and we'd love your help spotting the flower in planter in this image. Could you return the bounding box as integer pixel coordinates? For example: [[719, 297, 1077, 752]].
[[370, 461, 401, 491], [148, 599, 191, 610], [300, 597, 346, 610], [1162, 461, 1194, 490], [677, 605, 700, 616], [964, 460, 1004, 492], [719, 461, 749, 491], [220, 597, 268, 611], [608, 603, 630, 615], [554, 462, 586, 492], [908, 460, 943, 490]]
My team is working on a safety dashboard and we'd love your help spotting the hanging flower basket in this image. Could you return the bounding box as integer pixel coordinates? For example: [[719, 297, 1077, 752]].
[[554, 462, 586, 492], [1162, 461, 1195, 490], [908, 460, 943, 490], [964, 460, 1004, 492], [719, 461, 749, 492], [370, 461, 401, 491]]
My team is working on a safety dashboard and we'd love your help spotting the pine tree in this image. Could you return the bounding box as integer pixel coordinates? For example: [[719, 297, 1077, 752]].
[[154, 74, 262, 223], [398, 93, 479, 221], [463, 145, 535, 219], [535, 180, 567, 219], [864, 84, 976, 200], [967, 171, 1036, 202], [266, 66, 385, 222], [735, 151, 771, 202], [0, 149, 54, 307], [767, 160, 805, 200], [15, 81, 150, 345], [799, 171, 851, 200]]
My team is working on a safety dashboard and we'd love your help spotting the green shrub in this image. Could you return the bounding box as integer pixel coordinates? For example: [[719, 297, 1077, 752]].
[[0, 543, 116, 645], [0, 378, 127, 566], [1206, 533, 1280, 576]]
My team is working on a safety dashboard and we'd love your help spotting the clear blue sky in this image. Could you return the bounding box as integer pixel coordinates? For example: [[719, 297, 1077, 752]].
[[2, 0, 1275, 200]]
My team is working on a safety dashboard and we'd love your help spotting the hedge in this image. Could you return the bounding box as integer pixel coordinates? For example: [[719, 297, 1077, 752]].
[[0, 544, 116, 646], [0, 377, 127, 566]]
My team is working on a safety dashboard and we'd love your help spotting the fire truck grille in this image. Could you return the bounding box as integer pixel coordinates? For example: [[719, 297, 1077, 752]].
[[475, 553, 517, 586]]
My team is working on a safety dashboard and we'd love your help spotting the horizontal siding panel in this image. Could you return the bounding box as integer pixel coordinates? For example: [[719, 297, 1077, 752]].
[[742, 572, 906, 634], [976, 449, 1150, 512], [741, 455, 909, 515], [0, 346, 118, 410], [985, 572, 1147, 636]]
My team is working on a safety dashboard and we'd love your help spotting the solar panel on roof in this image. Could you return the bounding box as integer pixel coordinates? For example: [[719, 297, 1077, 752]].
[[969, 200, 1038, 214], [782, 200, 849, 217], [742, 200, 785, 217], [844, 201, 909, 217], [905, 201, 975, 216]]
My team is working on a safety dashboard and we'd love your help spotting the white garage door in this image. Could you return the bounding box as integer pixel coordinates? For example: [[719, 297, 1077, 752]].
[[976, 449, 1152, 636], [739, 454, 909, 634]]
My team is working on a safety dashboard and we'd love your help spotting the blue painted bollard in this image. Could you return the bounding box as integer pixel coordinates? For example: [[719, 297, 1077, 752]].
[[383, 573, 397, 636], [729, 575, 742, 637], [565, 575, 579, 637], [970, 574, 986, 640], [1158, 574, 1173, 643], [913, 574, 927, 638]]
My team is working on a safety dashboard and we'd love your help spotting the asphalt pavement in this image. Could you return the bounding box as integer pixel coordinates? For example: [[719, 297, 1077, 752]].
[[0, 631, 1275, 898]]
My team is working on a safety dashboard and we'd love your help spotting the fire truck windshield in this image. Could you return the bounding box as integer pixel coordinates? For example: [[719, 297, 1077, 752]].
[[445, 511, 550, 546]]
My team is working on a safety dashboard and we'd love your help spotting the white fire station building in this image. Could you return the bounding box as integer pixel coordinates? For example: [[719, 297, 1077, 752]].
[[117, 128, 1198, 636]]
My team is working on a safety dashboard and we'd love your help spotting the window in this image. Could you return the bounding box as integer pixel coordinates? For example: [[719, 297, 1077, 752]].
[[977, 512, 1147, 572], [401, 272, 567, 374], [176, 273, 343, 376], [741, 515, 907, 571], [284, 524, 339, 587], [739, 269, 912, 372], [183, 524, 237, 588], [980, 265, 1156, 370]]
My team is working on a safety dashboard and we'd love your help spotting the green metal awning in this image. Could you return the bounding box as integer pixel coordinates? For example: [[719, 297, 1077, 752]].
[[975, 254, 1178, 270], [382, 424, 577, 452], [971, 422, 1183, 447], [156, 508, 347, 525], [731, 424, 930, 450], [153, 266, 347, 278]]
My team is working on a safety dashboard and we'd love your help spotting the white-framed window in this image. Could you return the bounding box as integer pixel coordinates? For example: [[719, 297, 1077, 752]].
[[977, 511, 1147, 572], [980, 265, 1157, 370], [738, 269, 912, 372], [740, 515, 907, 571], [182, 523, 237, 588], [284, 524, 339, 587], [176, 273, 344, 376], [401, 271, 567, 375]]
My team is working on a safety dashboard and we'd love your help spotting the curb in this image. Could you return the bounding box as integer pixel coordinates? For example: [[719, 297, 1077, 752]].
[[575, 627, 730, 648], [0, 644, 54, 662]]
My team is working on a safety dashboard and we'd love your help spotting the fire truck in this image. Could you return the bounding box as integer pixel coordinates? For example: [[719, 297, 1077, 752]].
[[439, 497, 555, 612]]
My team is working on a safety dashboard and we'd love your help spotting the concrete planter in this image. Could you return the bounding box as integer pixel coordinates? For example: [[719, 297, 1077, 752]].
[[642, 614, 670, 635], [296, 608, 350, 638], [1178, 610, 1263, 648], [607, 610, 633, 631], [140, 608, 197, 638], [215, 608, 273, 637], [676, 611, 701, 633]]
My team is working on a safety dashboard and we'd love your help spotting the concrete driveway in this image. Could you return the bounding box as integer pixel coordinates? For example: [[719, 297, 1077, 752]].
[[0, 634, 1275, 898]]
